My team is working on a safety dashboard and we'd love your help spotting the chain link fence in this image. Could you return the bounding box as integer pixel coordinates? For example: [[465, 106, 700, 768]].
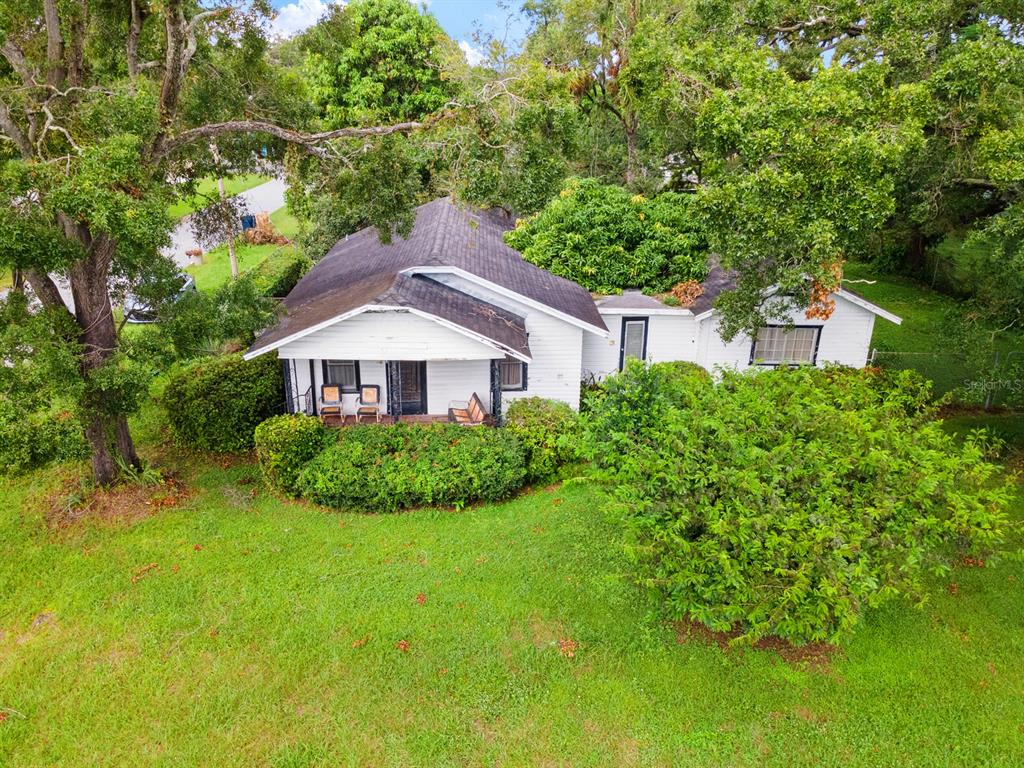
[[870, 349, 1024, 409]]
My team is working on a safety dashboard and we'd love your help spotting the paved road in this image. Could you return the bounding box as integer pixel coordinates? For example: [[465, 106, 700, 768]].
[[164, 176, 289, 267], [1, 177, 290, 310]]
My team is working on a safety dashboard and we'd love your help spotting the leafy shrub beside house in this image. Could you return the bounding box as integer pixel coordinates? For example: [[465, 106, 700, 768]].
[[164, 354, 283, 452], [583, 361, 1012, 645], [297, 423, 527, 512], [255, 414, 335, 496], [504, 397, 580, 482]]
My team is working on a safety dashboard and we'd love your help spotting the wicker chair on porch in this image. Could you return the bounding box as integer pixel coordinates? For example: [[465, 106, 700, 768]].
[[319, 384, 343, 422], [356, 385, 382, 423]]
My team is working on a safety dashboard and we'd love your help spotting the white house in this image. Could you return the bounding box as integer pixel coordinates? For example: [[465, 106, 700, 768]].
[[244, 197, 901, 420]]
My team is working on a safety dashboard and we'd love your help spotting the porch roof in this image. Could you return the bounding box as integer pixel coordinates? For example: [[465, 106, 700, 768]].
[[248, 273, 530, 360]]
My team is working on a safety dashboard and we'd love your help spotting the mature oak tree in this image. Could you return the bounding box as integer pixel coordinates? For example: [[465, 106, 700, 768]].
[[0, 1, 439, 484]]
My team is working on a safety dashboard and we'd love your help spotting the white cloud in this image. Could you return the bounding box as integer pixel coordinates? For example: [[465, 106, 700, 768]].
[[270, 0, 339, 38], [459, 40, 485, 67]]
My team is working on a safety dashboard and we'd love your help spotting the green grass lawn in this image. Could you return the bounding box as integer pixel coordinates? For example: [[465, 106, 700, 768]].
[[844, 263, 1023, 399], [187, 207, 301, 292], [1, 407, 1023, 766], [168, 174, 271, 220]]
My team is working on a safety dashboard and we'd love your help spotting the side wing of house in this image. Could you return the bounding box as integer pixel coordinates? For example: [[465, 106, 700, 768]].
[[695, 291, 882, 371]]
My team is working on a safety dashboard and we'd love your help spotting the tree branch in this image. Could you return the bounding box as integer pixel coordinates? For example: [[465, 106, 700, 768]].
[[0, 39, 37, 88], [151, 116, 442, 160], [0, 97, 32, 158], [43, 0, 68, 90], [25, 269, 74, 318], [127, 0, 147, 78]]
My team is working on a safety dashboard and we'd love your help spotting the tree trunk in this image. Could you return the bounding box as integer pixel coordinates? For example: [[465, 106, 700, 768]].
[[623, 115, 639, 188], [218, 174, 239, 279], [68, 239, 141, 484]]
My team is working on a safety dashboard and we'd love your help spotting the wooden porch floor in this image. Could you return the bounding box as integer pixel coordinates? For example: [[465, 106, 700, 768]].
[[319, 414, 450, 427]]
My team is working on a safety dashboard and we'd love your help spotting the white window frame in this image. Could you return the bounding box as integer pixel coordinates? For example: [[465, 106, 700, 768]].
[[323, 359, 360, 392], [750, 326, 821, 366]]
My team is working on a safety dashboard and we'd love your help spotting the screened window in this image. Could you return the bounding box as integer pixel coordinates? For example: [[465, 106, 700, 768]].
[[499, 357, 526, 391], [619, 318, 648, 370], [751, 326, 820, 365], [324, 360, 359, 392]]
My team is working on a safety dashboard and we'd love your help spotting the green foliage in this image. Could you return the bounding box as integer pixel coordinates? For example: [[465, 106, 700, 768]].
[[0, 409, 88, 475], [163, 354, 284, 452], [255, 414, 335, 496], [250, 248, 311, 298], [297, 424, 527, 512], [150, 276, 276, 361], [582, 361, 1012, 645], [301, 0, 457, 127], [504, 178, 707, 293], [504, 397, 580, 483]]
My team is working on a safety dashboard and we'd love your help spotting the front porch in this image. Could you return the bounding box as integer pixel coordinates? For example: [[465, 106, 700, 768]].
[[282, 357, 513, 424]]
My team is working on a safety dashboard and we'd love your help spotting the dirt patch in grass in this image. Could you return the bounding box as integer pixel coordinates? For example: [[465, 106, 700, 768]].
[[46, 474, 191, 530], [675, 619, 838, 672]]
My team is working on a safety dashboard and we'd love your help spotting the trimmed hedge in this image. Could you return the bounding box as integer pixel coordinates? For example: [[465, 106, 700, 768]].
[[297, 423, 527, 512], [505, 397, 580, 482], [0, 409, 88, 474], [164, 353, 283, 452], [255, 414, 335, 495]]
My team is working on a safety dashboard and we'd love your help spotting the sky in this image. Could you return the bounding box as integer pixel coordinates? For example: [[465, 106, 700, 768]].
[[268, 1, 530, 65]]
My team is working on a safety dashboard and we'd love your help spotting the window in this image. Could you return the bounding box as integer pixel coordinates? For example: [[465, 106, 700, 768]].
[[751, 326, 820, 365], [619, 317, 649, 370], [499, 357, 526, 391], [323, 360, 359, 392]]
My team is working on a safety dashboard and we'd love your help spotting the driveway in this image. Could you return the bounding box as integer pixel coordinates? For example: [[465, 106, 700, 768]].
[[163, 177, 289, 267]]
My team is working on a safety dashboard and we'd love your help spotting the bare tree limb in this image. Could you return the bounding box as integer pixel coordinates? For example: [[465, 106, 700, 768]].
[[152, 115, 444, 160], [24, 269, 74, 318], [0, 97, 32, 158], [0, 39, 37, 88]]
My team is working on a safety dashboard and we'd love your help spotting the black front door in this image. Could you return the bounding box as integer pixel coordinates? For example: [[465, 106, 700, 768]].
[[396, 361, 427, 415]]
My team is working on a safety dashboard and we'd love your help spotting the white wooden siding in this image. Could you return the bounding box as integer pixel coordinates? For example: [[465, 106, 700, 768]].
[[695, 293, 876, 371], [503, 311, 584, 411], [276, 310, 503, 362], [583, 311, 697, 380], [426, 360, 492, 414]]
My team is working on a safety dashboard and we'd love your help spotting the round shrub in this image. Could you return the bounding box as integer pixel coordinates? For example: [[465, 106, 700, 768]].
[[505, 397, 580, 482], [297, 423, 527, 512], [255, 414, 335, 495], [0, 409, 88, 474], [251, 249, 311, 298], [163, 353, 283, 452], [583, 363, 1011, 645]]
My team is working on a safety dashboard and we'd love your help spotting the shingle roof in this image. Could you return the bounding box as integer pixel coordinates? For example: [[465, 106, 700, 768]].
[[248, 197, 606, 356], [594, 290, 668, 311]]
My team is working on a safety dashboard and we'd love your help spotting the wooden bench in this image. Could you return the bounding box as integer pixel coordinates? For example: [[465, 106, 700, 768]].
[[448, 392, 492, 426]]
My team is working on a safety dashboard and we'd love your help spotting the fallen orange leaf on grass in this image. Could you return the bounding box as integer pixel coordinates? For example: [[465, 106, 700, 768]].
[[131, 563, 159, 584], [558, 638, 578, 658], [396, 640, 410, 652], [415, 593, 427, 605], [352, 635, 370, 649]]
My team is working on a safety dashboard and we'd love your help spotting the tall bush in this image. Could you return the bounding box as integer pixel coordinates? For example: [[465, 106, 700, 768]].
[[505, 397, 580, 482], [164, 354, 283, 452], [583, 361, 1011, 645], [298, 423, 526, 512], [504, 178, 707, 293]]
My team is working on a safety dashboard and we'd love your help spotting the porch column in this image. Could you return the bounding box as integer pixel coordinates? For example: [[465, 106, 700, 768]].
[[490, 359, 502, 425]]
